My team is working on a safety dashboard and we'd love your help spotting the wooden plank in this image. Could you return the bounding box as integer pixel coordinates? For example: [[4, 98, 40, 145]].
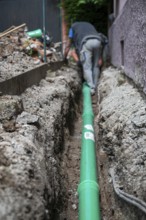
[[1, 25, 15, 35], [0, 23, 26, 38]]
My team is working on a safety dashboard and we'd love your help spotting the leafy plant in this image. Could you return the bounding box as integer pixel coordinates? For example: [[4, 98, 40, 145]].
[[62, 0, 109, 35], [78, 0, 107, 5]]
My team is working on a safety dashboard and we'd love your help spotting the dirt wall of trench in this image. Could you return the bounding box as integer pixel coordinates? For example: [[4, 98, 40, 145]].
[[0, 65, 82, 220], [97, 67, 146, 220]]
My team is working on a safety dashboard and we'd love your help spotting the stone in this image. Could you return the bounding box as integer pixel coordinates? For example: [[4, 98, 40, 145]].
[[0, 96, 23, 121]]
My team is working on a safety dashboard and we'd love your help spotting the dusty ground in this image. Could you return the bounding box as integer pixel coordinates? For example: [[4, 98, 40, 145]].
[[0, 50, 43, 82]]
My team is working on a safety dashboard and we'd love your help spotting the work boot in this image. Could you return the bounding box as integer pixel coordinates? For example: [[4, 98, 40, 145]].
[[91, 88, 95, 96]]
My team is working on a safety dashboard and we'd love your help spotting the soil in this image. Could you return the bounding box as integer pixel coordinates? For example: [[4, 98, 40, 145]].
[[97, 67, 146, 220], [0, 63, 82, 220]]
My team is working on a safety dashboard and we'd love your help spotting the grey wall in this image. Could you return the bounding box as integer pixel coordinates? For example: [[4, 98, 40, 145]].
[[118, 0, 127, 13], [109, 0, 146, 93], [113, 0, 127, 18], [0, 0, 61, 42]]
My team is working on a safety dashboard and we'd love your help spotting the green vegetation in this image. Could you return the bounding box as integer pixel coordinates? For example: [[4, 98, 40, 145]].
[[62, 0, 109, 35], [78, 0, 108, 5]]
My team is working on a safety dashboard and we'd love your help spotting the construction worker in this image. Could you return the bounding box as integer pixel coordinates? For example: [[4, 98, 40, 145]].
[[64, 21, 108, 95]]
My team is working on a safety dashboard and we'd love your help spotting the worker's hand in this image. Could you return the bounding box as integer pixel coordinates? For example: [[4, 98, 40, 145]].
[[63, 57, 68, 65], [98, 58, 103, 67], [77, 60, 82, 67]]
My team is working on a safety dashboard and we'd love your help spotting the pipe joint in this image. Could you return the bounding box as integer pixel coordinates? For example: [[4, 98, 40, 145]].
[[78, 180, 99, 194]]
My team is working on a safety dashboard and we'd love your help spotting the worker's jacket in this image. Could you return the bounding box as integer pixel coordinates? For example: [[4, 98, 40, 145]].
[[69, 22, 107, 55]]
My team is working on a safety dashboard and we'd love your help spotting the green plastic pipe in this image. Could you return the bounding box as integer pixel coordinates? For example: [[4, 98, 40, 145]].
[[77, 83, 100, 220]]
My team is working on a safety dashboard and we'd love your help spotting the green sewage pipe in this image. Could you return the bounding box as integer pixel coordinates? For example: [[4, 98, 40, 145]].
[[77, 83, 100, 220]]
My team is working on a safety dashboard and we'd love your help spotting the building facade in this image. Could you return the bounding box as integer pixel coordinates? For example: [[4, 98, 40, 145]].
[[109, 0, 146, 93]]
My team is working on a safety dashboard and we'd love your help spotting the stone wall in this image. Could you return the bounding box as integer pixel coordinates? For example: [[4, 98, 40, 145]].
[[109, 0, 146, 93]]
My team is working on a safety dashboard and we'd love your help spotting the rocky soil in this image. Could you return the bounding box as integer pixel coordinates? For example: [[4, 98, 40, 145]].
[[0, 64, 82, 220], [0, 50, 43, 82], [97, 67, 146, 220]]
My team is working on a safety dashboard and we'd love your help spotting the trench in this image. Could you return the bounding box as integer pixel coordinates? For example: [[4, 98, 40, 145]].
[[0, 63, 84, 220], [49, 66, 146, 220], [0, 57, 101, 219], [1, 64, 146, 220], [58, 110, 82, 220], [49, 89, 100, 220], [47, 89, 83, 220]]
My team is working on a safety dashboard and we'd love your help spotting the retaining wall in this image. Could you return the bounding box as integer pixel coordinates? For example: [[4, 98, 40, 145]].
[[0, 62, 64, 95], [0, 64, 48, 95]]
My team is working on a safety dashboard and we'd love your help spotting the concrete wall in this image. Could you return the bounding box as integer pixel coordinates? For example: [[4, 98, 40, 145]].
[[0, 62, 65, 95], [119, 0, 127, 14], [109, 0, 146, 93], [114, 0, 127, 17], [0, 64, 48, 95]]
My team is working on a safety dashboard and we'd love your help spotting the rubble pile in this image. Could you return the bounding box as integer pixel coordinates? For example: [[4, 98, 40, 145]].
[[0, 24, 62, 82]]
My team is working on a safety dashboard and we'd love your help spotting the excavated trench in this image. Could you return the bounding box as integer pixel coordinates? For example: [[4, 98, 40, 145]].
[[0, 63, 82, 220], [0, 63, 146, 220]]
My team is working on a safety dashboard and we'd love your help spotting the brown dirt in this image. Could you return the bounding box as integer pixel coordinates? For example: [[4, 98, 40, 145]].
[[60, 114, 82, 220]]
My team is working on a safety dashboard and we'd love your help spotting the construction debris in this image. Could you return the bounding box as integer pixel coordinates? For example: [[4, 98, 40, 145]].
[[0, 23, 26, 38], [0, 24, 62, 82]]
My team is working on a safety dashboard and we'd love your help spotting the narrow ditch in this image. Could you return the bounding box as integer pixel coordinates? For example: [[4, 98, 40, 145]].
[[1, 64, 146, 220], [59, 113, 82, 220]]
